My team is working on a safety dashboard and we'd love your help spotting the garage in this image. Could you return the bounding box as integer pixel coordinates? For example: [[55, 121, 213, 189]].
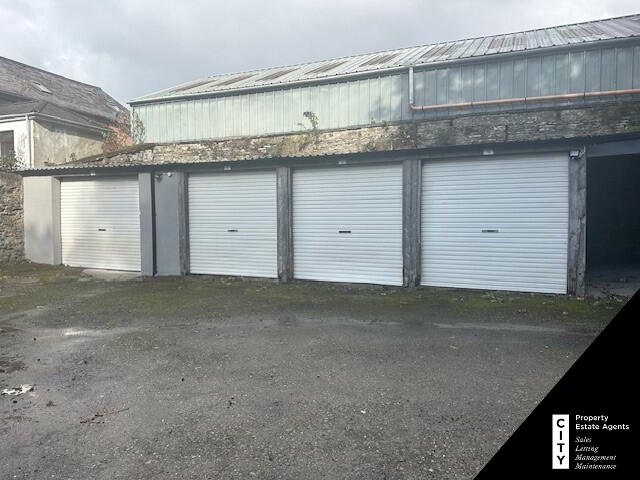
[[586, 153, 640, 296], [293, 164, 403, 286], [421, 154, 569, 293], [60, 177, 141, 271], [188, 170, 278, 277]]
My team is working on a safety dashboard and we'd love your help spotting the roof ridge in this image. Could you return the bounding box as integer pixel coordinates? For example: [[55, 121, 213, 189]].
[[441, 12, 640, 44]]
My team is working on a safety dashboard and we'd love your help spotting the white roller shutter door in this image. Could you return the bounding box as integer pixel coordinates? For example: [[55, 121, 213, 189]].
[[293, 164, 403, 286], [421, 154, 568, 293], [60, 177, 141, 271], [188, 171, 277, 278]]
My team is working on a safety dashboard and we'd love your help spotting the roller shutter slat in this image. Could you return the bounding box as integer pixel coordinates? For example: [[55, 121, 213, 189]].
[[293, 164, 403, 286], [188, 171, 277, 278], [421, 154, 568, 294], [60, 177, 141, 271]]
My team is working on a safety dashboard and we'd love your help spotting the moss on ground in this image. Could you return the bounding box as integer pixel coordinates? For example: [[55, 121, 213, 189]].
[[0, 264, 624, 328]]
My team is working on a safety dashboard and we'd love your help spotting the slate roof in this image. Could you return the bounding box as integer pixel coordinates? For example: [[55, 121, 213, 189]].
[[132, 13, 640, 103], [0, 100, 109, 128], [0, 56, 127, 125]]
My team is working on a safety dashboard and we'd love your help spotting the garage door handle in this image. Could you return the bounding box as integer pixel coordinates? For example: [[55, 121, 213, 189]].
[[227, 229, 238, 232], [338, 230, 352, 234], [98, 228, 107, 232], [482, 229, 499, 233]]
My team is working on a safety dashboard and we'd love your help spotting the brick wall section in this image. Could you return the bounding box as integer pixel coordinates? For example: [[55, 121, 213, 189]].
[[0, 172, 24, 263], [64, 102, 640, 168]]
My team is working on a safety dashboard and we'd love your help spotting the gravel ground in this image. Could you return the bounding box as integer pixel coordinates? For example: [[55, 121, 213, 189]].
[[0, 264, 624, 479]]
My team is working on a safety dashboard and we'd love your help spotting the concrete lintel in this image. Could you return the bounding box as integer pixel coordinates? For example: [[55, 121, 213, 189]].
[[587, 138, 640, 158]]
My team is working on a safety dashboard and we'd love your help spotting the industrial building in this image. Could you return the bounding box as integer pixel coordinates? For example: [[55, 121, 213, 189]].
[[18, 14, 640, 296]]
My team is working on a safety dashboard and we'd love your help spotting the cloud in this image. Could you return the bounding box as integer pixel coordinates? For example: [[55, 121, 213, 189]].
[[0, 0, 637, 105]]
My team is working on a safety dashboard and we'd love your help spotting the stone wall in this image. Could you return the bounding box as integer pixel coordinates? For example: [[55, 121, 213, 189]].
[[0, 172, 24, 263], [67, 101, 640, 169]]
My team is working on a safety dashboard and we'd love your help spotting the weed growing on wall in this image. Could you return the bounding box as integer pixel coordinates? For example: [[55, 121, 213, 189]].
[[0, 153, 18, 172]]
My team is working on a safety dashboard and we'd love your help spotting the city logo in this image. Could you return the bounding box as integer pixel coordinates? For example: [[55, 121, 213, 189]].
[[552, 414, 570, 469]]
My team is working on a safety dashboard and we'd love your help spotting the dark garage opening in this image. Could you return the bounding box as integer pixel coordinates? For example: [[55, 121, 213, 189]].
[[586, 154, 640, 297]]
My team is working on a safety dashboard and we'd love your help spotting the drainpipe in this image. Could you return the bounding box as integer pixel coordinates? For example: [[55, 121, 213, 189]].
[[409, 66, 415, 108], [408, 66, 640, 111], [25, 114, 33, 168]]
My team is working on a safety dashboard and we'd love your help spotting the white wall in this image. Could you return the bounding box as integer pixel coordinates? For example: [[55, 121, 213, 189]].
[[32, 120, 104, 167], [0, 118, 31, 168], [23, 176, 61, 265]]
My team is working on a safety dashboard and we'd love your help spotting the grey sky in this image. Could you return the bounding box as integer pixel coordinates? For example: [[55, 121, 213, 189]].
[[1, 0, 638, 106]]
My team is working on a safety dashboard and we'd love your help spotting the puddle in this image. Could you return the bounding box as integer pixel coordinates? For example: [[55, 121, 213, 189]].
[[434, 322, 567, 333], [156, 316, 405, 330], [31, 326, 140, 339], [7, 277, 41, 285], [0, 307, 50, 322], [60, 328, 108, 337], [0, 325, 20, 334], [0, 357, 26, 374]]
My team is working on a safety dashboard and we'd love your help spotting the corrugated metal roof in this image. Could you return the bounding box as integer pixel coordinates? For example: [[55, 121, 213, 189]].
[[131, 14, 640, 103], [15, 143, 354, 173]]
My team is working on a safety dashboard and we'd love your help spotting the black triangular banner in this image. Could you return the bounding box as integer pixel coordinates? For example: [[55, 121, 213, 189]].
[[475, 289, 639, 478]]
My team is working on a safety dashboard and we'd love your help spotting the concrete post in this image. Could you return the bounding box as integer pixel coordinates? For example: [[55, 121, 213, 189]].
[[153, 171, 188, 276], [276, 167, 293, 282], [23, 176, 61, 265], [567, 151, 587, 296], [403, 159, 421, 287], [138, 172, 155, 276]]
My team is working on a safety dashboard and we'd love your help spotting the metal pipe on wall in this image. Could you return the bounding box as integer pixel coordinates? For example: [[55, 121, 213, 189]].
[[25, 114, 33, 168], [407, 66, 640, 112]]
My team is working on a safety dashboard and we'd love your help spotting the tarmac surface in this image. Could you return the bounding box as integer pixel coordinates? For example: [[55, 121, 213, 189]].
[[0, 264, 624, 479]]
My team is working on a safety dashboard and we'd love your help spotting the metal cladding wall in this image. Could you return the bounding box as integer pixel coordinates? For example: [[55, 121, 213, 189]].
[[60, 177, 141, 271], [188, 170, 278, 278], [421, 154, 569, 294], [292, 164, 403, 286], [134, 44, 640, 142]]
